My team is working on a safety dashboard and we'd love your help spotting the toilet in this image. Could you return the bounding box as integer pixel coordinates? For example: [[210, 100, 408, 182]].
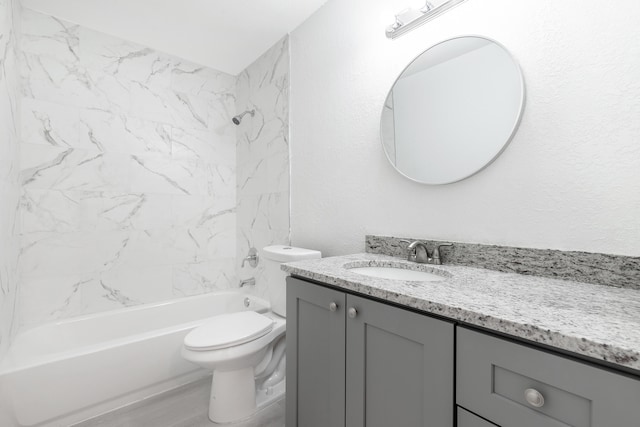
[[181, 245, 321, 424]]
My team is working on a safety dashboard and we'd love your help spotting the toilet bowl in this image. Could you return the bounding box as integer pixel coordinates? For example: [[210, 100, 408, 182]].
[[181, 245, 321, 424], [182, 311, 286, 423]]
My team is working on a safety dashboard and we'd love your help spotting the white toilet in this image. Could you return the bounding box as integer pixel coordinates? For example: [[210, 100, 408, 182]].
[[181, 245, 321, 424]]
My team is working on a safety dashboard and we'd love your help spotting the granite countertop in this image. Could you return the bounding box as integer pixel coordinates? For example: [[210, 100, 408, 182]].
[[282, 253, 640, 373]]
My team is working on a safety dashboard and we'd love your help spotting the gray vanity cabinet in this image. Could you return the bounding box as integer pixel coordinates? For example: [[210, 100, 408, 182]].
[[286, 277, 454, 427], [457, 408, 499, 427], [457, 327, 640, 427]]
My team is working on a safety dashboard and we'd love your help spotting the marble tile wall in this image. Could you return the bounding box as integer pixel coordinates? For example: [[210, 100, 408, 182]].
[[0, 0, 20, 359], [236, 37, 291, 299], [17, 8, 238, 329]]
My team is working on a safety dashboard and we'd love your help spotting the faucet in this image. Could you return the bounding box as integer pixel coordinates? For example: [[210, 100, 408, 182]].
[[406, 241, 430, 263], [401, 240, 453, 265], [240, 277, 255, 287]]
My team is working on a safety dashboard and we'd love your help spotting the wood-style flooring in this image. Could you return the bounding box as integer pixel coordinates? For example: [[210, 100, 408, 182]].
[[73, 377, 285, 427]]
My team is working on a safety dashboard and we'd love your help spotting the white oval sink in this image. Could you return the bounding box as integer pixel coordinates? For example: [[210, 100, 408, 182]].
[[348, 266, 446, 282]]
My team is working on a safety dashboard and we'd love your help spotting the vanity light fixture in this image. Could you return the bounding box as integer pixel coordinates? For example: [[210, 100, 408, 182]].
[[386, 0, 468, 39]]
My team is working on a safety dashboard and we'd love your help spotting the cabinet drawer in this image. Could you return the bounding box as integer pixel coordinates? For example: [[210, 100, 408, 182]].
[[457, 407, 499, 427], [457, 327, 640, 427]]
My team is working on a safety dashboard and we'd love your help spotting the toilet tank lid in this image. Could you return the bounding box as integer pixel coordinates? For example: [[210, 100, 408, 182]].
[[262, 245, 322, 262]]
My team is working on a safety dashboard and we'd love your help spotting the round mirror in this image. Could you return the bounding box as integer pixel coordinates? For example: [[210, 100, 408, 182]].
[[380, 36, 525, 184]]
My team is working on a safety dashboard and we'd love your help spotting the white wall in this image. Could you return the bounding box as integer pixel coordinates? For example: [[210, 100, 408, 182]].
[[21, 0, 326, 75], [0, 0, 21, 359], [290, 0, 640, 256]]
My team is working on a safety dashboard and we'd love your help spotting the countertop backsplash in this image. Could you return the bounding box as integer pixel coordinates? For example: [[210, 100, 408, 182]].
[[366, 235, 640, 290]]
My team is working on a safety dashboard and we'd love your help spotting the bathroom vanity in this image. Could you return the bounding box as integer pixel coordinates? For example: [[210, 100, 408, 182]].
[[284, 251, 640, 427]]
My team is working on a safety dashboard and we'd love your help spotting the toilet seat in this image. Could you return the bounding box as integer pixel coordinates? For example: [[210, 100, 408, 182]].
[[184, 311, 274, 351]]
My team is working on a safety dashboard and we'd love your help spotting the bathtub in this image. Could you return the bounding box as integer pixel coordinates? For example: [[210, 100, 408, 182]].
[[0, 291, 268, 427]]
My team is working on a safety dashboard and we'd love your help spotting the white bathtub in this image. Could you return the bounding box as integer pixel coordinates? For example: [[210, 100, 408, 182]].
[[0, 291, 268, 427]]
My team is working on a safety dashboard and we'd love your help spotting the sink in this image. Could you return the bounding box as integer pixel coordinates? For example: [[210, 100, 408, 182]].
[[345, 262, 449, 282]]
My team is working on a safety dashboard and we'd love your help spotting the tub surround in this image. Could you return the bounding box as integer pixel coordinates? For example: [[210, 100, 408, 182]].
[[367, 235, 640, 290], [17, 8, 240, 330], [282, 252, 640, 373], [0, 0, 21, 360], [11, 8, 293, 335], [236, 37, 291, 301]]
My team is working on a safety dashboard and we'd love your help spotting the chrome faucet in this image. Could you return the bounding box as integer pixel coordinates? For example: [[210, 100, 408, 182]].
[[406, 241, 430, 263], [240, 277, 255, 287], [401, 240, 453, 265]]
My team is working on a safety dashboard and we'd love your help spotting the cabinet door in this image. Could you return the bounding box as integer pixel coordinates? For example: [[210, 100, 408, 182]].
[[286, 277, 346, 427], [345, 294, 454, 427]]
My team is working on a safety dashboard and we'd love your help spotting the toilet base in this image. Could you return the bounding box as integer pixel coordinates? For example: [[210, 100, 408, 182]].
[[207, 369, 285, 424], [209, 368, 256, 423]]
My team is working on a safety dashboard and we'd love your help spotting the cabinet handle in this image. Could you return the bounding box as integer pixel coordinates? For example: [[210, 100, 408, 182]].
[[348, 307, 358, 318], [329, 302, 338, 312], [524, 388, 545, 408]]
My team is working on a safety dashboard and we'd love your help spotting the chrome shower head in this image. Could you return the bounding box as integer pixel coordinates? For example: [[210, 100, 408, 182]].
[[232, 109, 255, 125]]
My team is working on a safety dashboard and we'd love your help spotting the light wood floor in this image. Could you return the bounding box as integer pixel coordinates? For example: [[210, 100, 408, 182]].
[[73, 377, 285, 427]]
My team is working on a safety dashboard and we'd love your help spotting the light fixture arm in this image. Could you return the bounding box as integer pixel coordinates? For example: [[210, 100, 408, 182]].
[[386, 0, 468, 39]]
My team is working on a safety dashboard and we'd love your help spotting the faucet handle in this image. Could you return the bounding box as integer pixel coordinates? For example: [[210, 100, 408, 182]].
[[432, 242, 453, 264], [241, 247, 259, 268]]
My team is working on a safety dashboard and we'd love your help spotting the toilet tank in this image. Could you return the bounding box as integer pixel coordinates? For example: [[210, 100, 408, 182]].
[[262, 245, 321, 317]]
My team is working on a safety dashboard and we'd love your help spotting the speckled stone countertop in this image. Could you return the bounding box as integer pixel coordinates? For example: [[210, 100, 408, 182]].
[[282, 253, 640, 373]]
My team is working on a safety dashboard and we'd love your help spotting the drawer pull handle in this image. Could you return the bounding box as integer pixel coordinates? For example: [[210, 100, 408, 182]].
[[524, 388, 545, 408], [348, 307, 358, 318], [329, 302, 338, 312]]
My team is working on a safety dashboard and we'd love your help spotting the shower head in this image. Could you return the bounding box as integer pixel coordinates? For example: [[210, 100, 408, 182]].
[[232, 109, 255, 125]]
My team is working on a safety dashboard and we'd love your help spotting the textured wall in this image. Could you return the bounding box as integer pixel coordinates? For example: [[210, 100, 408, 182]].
[[17, 9, 238, 329], [290, 0, 640, 257], [236, 37, 291, 299], [0, 0, 21, 359]]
